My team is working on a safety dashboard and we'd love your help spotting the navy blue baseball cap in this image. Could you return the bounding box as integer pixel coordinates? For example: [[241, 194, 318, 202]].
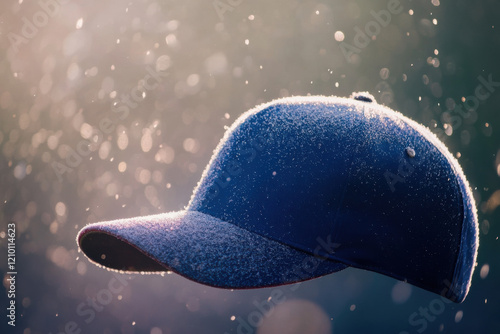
[[77, 93, 478, 302]]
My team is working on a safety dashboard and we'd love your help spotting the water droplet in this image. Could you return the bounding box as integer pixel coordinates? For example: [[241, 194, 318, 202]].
[[406, 147, 416, 158], [380, 68, 390, 80], [480, 264, 489, 279], [334, 31, 345, 42], [454, 310, 463, 323], [76, 18, 83, 29]]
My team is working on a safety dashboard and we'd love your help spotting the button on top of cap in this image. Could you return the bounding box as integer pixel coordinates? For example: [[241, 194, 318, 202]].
[[351, 92, 376, 103]]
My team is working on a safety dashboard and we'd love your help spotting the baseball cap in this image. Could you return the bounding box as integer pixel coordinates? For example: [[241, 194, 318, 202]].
[[77, 93, 478, 302]]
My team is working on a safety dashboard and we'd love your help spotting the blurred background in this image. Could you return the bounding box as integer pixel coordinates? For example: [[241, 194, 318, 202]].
[[0, 0, 499, 333]]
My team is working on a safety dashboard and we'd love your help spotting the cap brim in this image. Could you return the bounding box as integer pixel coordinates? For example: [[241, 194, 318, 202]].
[[77, 210, 347, 288]]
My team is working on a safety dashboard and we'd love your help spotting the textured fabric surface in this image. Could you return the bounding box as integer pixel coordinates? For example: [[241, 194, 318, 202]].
[[78, 94, 478, 302], [78, 211, 348, 288]]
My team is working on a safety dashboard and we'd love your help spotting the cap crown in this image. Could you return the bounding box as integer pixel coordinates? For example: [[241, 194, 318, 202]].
[[188, 96, 477, 301]]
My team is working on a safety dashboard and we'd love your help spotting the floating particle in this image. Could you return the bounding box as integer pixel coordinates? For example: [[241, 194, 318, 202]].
[[454, 310, 463, 323], [334, 31, 345, 42], [76, 18, 83, 29], [480, 264, 489, 279]]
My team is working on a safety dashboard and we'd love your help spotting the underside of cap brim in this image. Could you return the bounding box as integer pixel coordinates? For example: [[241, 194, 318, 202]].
[[77, 210, 348, 288]]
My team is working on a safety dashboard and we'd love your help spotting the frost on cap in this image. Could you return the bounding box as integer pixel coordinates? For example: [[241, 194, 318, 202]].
[[77, 210, 347, 287]]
